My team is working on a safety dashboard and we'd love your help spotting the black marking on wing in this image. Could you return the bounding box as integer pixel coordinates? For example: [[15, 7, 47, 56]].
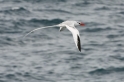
[[77, 35, 81, 52]]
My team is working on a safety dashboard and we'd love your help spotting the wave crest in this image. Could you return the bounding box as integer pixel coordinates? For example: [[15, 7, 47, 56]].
[[0, 7, 30, 16], [29, 18, 64, 25], [89, 67, 124, 75]]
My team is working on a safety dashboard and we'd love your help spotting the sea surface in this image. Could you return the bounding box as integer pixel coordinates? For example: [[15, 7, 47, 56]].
[[0, 0, 124, 82]]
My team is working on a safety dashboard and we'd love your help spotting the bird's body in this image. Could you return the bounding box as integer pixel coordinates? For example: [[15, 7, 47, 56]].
[[59, 21, 78, 27], [58, 21, 78, 31], [24, 20, 85, 52]]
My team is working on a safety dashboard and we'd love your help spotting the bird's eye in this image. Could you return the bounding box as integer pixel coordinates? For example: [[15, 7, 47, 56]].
[[79, 23, 80, 24]]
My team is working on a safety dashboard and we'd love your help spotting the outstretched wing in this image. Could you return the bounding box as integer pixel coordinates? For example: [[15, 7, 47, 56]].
[[65, 25, 81, 52], [23, 25, 58, 38]]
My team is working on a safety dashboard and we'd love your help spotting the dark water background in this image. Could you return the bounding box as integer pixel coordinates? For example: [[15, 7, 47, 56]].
[[0, 0, 124, 82]]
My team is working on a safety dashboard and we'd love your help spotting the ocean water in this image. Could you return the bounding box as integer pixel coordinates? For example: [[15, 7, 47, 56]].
[[0, 0, 124, 82]]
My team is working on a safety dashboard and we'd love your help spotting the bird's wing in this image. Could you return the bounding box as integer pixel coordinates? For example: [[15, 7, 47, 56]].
[[65, 25, 81, 52], [59, 27, 66, 32], [23, 25, 58, 38]]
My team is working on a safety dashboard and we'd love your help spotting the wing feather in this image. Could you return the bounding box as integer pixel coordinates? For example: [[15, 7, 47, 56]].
[[59, 27, 66, 32], [77, 35, 81, 51], [65, 25, 81, 52]]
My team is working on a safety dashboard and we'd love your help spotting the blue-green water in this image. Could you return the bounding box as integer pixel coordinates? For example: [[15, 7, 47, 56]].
[[0, 0, 124, 82]]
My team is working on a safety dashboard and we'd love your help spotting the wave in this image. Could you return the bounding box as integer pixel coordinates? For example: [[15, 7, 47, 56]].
[[0, 18, 63, 34], [2, 72, 31, 81], [3, 71, 50, 81], [74, 1, 91, 7], [35, 9, 72, 14], [94, 6, 110, 11], [1, 0, 66, 3], [0, 37, 14, 47], [106, 34, 119, 39], [83, 27, 112, 32], [0, 0, 22, 3], [110, 55, 124, 61], [81, 22, 112, 32], [12, 18, 64, 27], [0, 7, 30, 16], [28, 18, 64, 25], [20, 0, 66, 3], [89, 67, 124, 75], [119, 11, 124, 15]]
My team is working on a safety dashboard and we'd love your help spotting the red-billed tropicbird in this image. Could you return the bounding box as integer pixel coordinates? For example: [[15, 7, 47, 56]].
[[24, 21, 85, 52]]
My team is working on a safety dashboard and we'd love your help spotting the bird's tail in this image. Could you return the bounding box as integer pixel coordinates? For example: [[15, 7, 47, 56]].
[[23, 25, 58, 39]]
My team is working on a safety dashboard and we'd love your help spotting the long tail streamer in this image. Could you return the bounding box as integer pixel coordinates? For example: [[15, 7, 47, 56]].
[[23, 25, 58, 39]]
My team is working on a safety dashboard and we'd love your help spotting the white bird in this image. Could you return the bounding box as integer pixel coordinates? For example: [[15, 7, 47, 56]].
[[24, 21, 85, 52]]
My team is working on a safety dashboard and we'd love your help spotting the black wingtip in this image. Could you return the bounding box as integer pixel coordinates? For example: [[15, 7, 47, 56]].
[[79, 47, 81, 52], [77, 35, 81, 52]]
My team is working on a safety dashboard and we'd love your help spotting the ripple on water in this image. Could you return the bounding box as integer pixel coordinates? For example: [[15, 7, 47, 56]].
[[0, 7, 30, 16], [89, 67, 124, 75]]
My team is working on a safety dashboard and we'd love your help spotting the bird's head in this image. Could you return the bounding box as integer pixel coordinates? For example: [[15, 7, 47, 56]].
[[74, 21, 85, 26], [78, 22, 85, 26]]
